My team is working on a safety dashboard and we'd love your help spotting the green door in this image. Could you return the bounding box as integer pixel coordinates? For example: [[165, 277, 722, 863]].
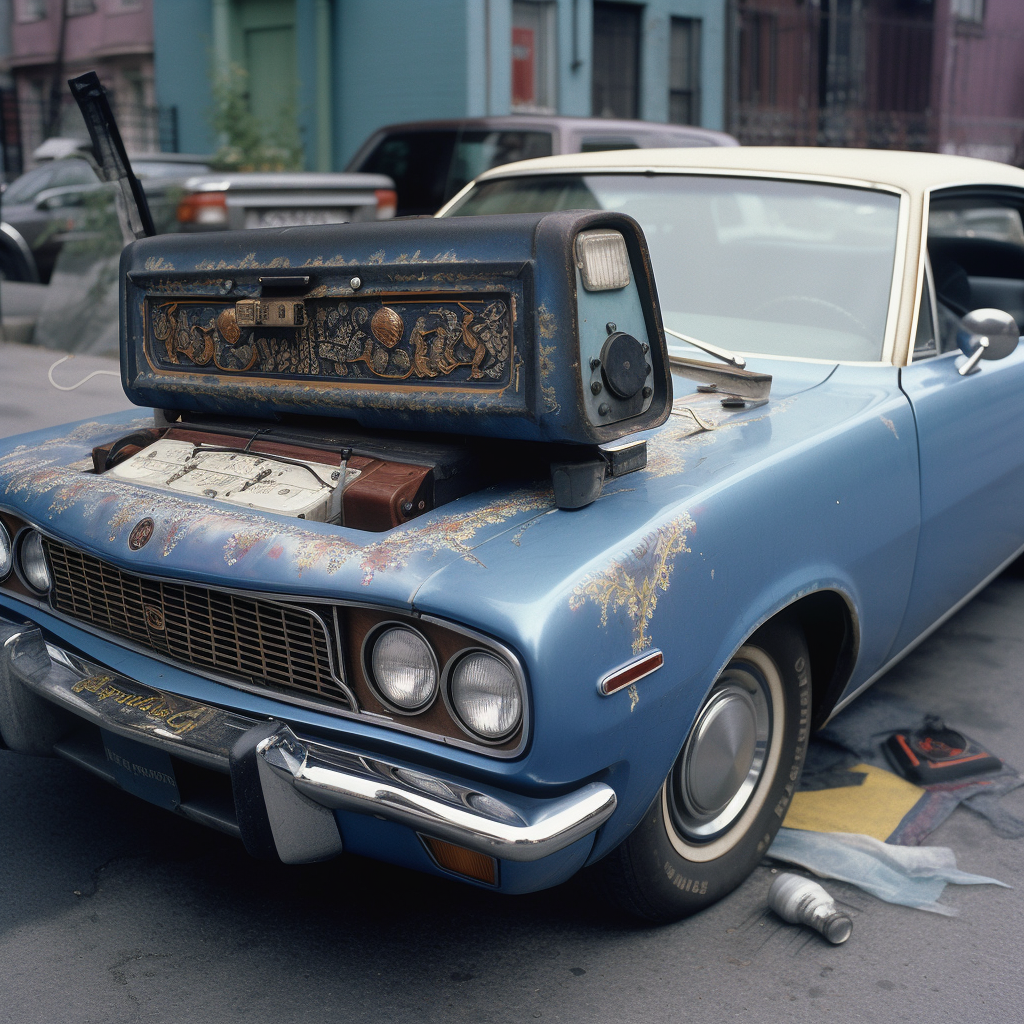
[[239, 0, 297, 126]]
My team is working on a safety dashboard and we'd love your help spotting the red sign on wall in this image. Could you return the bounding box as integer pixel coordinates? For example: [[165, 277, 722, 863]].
[[512, 26, 536, 107]]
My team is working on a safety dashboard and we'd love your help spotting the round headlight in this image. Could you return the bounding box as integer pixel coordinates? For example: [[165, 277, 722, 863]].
[[449, 651, 523, 741], [19, 530, 52, 594], [369, 626, 438, 711], [0, 522, 11, 580]]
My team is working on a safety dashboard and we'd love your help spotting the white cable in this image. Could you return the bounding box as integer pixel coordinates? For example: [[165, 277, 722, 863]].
[[47, 354, 120, 392]]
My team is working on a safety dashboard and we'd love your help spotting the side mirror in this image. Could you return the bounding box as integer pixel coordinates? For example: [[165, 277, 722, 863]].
[[957, 308, 1020, 376]]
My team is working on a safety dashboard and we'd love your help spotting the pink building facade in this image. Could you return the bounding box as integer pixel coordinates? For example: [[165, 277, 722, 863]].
[[8, 0, 157, 161], [729, 0, 1024, 163], [933, 0, 1024, 163]]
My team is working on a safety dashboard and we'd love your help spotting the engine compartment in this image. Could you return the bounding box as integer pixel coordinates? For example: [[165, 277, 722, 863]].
[[91, 420, 487, 532]]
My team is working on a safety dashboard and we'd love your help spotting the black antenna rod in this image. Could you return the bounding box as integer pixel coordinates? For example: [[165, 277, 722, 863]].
[[67, 71, 156, 239]]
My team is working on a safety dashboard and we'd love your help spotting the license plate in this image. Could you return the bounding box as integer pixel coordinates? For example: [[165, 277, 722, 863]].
[[101, 730, 180, 811], [245, 208, 350, 228]]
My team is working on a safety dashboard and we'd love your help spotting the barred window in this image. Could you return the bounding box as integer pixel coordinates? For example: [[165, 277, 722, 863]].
[[669, 18, 702, 127], [14, 0, 46, 23], [951, 0, 984, 24]]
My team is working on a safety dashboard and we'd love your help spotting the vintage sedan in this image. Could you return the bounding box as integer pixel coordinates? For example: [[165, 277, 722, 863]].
[[0, 147, 1021, 923]]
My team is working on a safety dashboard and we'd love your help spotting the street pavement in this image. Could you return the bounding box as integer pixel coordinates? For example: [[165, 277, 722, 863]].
[[1, 338, 1022, 1023]]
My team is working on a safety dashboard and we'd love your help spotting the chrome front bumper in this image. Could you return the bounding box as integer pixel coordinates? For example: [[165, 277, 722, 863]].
[[0, 617, 616, 866]]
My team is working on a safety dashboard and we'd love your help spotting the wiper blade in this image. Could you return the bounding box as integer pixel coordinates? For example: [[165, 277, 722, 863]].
[[664, 327, 746, 369], [667, 355, 772, 403]]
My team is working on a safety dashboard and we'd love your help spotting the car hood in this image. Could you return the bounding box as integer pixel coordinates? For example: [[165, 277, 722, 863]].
[[0, 356, 844, 612], [407, 355, 897, 637]]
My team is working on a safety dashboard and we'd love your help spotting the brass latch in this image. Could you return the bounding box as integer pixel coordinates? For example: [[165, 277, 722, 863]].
[[235, 298, 306, 328]]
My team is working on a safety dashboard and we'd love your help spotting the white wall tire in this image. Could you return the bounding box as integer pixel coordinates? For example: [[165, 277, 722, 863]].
[[593, 618, 811, 923]]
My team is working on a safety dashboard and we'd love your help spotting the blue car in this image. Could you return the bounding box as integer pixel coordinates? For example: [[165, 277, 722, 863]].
[[1, 147, 1021, 923]]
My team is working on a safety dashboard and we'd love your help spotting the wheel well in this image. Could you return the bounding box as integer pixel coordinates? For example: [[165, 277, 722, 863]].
[[773, 591, 858, 729]]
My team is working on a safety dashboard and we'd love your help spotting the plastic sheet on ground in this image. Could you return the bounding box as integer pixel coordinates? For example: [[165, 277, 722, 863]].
[[768, 827, 1009, 915]]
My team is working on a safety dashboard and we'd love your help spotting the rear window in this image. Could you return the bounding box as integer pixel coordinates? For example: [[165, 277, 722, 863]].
[[355, 129, 552, 215], [580, 138, 640, 153]]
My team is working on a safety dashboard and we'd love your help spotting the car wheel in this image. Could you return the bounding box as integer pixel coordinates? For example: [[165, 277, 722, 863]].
[[593, 618, 811, 923]]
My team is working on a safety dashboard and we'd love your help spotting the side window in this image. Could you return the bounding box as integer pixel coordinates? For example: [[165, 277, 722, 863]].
[[912, 259, 938, 360], [357, 132, 457, 216], [446, 131, 553, 200], [928, 195, 1024, 351], [49, 159, 98, 189], [580, 137, 640, 153]]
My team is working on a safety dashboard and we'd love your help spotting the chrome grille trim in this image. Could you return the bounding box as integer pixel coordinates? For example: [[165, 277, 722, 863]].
[[44, 539, 351, 710]]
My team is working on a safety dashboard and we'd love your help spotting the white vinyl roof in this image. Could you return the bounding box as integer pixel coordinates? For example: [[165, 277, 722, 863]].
[[474, 146, 1024, 194]]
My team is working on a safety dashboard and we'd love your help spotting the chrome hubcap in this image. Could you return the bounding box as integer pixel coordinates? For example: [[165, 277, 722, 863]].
[[668, 663, 771, 841]]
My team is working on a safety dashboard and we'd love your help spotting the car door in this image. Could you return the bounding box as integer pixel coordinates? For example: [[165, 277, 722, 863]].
[[889, 188, 1024, 657]]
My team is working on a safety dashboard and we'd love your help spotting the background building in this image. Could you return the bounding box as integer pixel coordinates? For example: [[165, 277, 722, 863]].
[[4, 0, 166, 167], [728, 0, 1024, 163], [4, 0, 1024, 180], [153, 0, 728, 169]]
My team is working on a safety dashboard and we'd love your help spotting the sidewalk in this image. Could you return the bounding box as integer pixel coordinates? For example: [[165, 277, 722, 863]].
[[0, 337, 132, 438]]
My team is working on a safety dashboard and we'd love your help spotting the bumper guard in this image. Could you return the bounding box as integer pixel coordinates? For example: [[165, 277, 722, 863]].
[[0, 617, 616, 866]]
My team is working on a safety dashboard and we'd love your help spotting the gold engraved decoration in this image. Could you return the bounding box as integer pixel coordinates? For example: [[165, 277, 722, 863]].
[[370, 306, 404, 348], [569, 513, 694, 654], [216, 308, 241, 344], [146, 297, 512, 386], [70, 675, 218, 736]]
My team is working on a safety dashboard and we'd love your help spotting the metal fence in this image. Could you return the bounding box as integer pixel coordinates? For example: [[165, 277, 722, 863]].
[[2, 93, 178, 178], [727, 1, 1024, 162]]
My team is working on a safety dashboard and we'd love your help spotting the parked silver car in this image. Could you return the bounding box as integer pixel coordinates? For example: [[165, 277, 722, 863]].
[[1, 152, 396, 280], [173, 171, 396, 232]]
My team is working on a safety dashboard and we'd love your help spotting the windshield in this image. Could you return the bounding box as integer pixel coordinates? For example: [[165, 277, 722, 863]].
[[447, 174, 901, 361]]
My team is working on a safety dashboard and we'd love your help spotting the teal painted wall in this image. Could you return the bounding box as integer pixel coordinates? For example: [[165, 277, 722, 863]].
[[335, 0, 470, 166], [295, 0, 321, 170], [153, 0, 728, 164], [638, 0, 726, 131], [153, 0, 216, 155]]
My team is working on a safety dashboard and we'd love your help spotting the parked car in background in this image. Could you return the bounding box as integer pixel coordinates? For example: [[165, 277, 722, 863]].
[[1, 145, 1021, 923], [0, 153, 213, 282], [347, 115, 737, 216], [0, 221, 39, 282], [172, 171, 396, 232], [1, 153, 396, 282]]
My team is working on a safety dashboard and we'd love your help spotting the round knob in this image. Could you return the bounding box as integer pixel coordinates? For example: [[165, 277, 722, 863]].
[[600, 332, 648, 400]]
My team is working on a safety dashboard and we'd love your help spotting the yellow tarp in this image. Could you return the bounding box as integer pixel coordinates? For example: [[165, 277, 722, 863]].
[[783, 763, 926, 842]]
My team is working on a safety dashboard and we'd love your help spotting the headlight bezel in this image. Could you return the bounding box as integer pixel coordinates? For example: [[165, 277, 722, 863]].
[[443, 647, 525, 745], [15, 528, 52, 596], [352, 611, 530, 754], [0, 520, 12, 582], [361, 621, 440, 715], [0, 521, 531, 757]]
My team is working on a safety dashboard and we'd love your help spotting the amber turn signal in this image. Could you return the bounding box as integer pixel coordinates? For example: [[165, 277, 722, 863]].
[[421, 836, 498, 885], [374, 188, 397, 219], [177, 191, 228, 225]]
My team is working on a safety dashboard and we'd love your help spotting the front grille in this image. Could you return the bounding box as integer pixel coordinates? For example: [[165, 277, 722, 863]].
[[44, 540, 346, 708]]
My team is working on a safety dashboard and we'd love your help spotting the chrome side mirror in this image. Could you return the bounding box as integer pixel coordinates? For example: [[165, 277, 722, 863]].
[[957, 308, 1020, 376]]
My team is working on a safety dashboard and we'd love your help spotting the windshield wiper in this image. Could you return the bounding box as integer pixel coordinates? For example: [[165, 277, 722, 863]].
[[664, 327, 746, 369]]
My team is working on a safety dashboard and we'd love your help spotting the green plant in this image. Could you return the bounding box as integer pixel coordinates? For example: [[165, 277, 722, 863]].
[[208, 62, 303, 172]]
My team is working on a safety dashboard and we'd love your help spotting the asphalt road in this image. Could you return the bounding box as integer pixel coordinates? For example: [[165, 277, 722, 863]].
[[1, 338, 1022, 1023]]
